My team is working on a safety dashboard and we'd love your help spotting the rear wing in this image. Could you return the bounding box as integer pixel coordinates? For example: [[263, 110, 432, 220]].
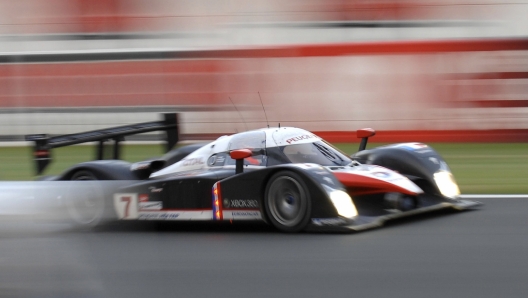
[[25, 113, 179, 175]]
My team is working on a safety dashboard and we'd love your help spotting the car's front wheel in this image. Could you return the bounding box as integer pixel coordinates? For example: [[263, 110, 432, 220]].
[[264, 171, 311, 233]]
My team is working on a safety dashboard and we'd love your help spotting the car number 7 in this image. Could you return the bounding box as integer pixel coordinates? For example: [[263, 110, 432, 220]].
[[113, 193, 139, 219]]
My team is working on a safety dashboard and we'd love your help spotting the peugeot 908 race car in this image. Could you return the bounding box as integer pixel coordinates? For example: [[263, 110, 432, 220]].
[[27, 114, 480, 232]]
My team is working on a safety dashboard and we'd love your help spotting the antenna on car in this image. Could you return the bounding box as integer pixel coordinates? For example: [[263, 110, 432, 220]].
[[258, 92, 269, 128], [229, 97, 248, 131]]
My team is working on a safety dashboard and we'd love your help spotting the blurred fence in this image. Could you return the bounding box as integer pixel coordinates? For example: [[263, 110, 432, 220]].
[[0, 0, 520, 35], [0, 38, 527, 142]]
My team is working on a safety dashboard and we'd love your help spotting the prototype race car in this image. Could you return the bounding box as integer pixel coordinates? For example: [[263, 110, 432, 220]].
[[26, 113, 481, 232]]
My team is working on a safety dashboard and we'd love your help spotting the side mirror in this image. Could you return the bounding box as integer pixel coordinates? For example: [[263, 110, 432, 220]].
[[357, 128, 376, 151], [230, 149, 253, 174]]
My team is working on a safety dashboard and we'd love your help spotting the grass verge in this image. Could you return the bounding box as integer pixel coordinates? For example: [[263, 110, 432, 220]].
[[0, 142, 526, 194]]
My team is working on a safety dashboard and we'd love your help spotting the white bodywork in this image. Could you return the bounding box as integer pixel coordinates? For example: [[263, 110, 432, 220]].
[[151, 127, 320, 177], [151, 127, 422, 196]]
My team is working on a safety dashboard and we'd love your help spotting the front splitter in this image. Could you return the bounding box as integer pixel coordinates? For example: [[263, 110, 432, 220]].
[[306, 199, 482, 233]]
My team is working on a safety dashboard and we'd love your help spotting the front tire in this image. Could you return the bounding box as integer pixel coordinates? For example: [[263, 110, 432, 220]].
[[264, 171, 311, 233]]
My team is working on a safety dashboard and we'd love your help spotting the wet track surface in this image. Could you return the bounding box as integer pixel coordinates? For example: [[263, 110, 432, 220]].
[[1, 197, 528, 298]]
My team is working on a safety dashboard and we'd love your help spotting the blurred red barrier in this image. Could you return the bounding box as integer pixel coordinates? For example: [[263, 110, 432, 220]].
[[0, 38, 527, 141]]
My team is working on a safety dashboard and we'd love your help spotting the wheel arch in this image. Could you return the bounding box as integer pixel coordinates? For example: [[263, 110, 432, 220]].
[[216, 164, 342, 229], [59, 160, 137, 180], [260, 165, 339, 219], [351, 145, 446, 196]]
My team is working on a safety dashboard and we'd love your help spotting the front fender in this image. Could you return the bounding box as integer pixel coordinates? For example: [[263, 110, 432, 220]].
[[351, 143, 457, 197], [217, 164, 344, 220]]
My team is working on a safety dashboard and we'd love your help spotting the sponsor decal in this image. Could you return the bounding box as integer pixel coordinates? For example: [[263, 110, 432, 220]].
[[223, 210, 262, 220], [207, 155, 217, 166], [149, 186, 163, 193], [181, 157, 204, 167], [228, 199, 259, 208], [312, 218, 347, 226], [139, 201, 162, 211], [139, 194, 149, 202], [231, 211, 260, 217], [138, 212, 180, 220], [208, 155, 226, 167], [285, 134, 316, 144]]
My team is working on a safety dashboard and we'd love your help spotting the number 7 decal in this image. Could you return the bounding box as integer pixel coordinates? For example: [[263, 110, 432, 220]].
[[113, 193, 139, 219]]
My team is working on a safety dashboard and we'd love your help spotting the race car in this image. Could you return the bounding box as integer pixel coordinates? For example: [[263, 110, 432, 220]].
[[26, 113, 481, 232]]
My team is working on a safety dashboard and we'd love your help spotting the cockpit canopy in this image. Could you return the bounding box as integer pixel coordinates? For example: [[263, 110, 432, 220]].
[[151, 127, 353, 177], [228, 131, 266, 151]]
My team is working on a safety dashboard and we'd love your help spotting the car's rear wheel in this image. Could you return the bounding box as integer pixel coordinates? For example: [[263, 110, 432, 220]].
[[264, 171, 311, 233], [67, 170, 105, 228], [71, 170, 97, 181]]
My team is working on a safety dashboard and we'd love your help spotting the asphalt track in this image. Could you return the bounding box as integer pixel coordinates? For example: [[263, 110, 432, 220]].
[[1, 196, 528, 298]]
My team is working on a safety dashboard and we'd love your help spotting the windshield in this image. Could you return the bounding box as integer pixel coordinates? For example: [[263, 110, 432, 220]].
[[281, 141, 352, 166]]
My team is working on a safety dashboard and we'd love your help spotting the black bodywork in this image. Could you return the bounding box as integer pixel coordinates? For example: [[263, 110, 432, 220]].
[[123, 164, 341, 218]]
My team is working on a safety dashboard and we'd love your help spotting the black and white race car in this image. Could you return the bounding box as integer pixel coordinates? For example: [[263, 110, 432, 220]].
[[26, 114, 480, 232]]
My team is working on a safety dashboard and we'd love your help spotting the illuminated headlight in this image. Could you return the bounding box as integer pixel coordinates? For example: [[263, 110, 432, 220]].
[[329, 189, 358, 218], [434, 171, 460, 199]]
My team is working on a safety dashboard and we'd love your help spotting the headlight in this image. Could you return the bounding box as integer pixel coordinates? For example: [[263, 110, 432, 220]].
[[328, 189, 358, 218], [434, 171, 460, 199]]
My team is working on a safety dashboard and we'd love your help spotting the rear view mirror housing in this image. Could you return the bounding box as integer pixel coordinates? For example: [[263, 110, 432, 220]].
[[357, 128, 376, 151], [230, 149, 253, 174]]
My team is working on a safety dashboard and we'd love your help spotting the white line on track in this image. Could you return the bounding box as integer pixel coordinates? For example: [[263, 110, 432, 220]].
[[461, 194, 528, 199]]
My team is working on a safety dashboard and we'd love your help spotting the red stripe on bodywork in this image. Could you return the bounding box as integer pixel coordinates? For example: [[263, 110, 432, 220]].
[[213, 182, 223, 220], [333, 172, 419, 196]]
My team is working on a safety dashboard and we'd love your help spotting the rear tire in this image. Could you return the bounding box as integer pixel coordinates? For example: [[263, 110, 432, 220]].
[[66, 170, 105, 229], [71, 170, 98, 181], [264, 171, 311, 233]]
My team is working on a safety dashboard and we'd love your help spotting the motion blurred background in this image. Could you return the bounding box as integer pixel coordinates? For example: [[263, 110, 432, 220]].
[[0, 0, 527, 191], [1, 3, 527, 297], [1, 0, 527, 136]]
